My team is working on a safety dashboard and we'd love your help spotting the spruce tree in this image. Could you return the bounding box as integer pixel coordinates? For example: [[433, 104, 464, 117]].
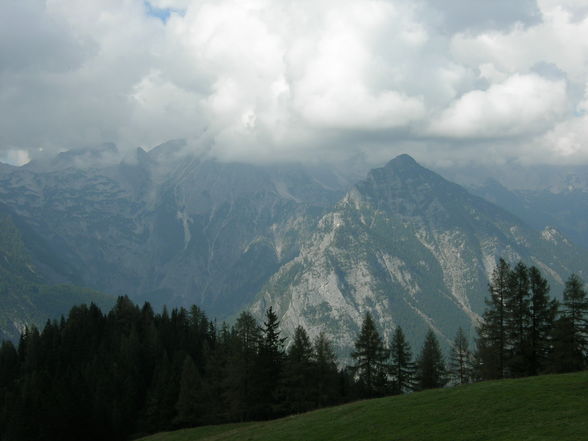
[[416, 329, 447, 390], [476, 258, 511, 379], [253, 307, 285, 419], [283, 326, 314, 413], [312, 332, 339, 406], [527, 266, 557, 375], [551, 274, 588, 372], [389, 326, 414, 394], [449, 327, 471, 384], [505, 262, 531, 377], [224, 311, 260, 421], [351, 312, 389, 398]]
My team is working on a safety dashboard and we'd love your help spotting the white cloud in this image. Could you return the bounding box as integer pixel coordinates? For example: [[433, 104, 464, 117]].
[[1, 0, 588, 166], [428, 74, 568, 138]]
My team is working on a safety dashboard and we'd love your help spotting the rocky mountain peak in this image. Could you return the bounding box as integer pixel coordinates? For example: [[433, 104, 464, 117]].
[[352, 154, 470, 223], [384, 153, 419, 168]]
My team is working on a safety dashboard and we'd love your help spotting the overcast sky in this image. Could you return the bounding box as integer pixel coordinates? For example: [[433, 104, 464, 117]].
[[1, 0, 588, 167]]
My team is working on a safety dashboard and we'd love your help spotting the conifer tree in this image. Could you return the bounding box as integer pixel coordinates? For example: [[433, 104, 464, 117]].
[[389, 326, 414, 394], [551, 274, 588, 372], [224, 311, 260, 421], [312, 331, 339, 406], [416, 329, 447, 390], [505, 262, 531, 377], [283, 326, 314, 413], [476, 258, 511, 379], [527, 266, 557, 375], [351, 312, 389, 397], [449, 327, 471, 384], [253, 307, 285, 418]]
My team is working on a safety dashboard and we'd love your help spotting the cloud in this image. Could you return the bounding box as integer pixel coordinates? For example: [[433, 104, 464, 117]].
[[0, 0, 587, 166], [427, 74, 568, 138], [421, 0, 541, 34]]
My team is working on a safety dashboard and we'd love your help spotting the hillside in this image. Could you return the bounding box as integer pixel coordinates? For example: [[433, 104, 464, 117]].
[[139, 371, 588, 441], [0, 143, 349, 315], [252, 155, 588, 352], [0, 211, 114, 341], [2, 148, 588, 350]]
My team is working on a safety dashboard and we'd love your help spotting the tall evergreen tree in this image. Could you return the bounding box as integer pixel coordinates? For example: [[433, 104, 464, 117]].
[[505, 262, 531, 377], [416, 329, 447, 390], [476, 258, 511, 379], [253, 307, 285, 419], [449, 327, 471, 384], [282, 326, 314, 414], [389, 326, 414, 394], [527, 266, 557, 375], [312, 332, 339, 407], [551, 274, 588, 372], [224, 311, 260, 421], [351, 312, 389, 398]]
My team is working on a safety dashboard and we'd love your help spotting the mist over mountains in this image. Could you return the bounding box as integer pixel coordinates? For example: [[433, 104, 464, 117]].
[[1, 142, 587, 349]]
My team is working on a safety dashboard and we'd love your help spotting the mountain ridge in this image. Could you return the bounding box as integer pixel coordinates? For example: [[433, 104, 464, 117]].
[[0, 148, 586, 349], [251, 154, 587, 351]]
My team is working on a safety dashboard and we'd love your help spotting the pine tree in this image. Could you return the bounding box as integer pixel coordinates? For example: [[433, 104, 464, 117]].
[[476, 258, 511, 379], [351, 312, 389, 398], [282, 326, 314, 413], [224, 311, 261, 421], [416, 329, 447, 390], [312, 331, 339, 406], [505, 262, 531, 377], [449, 327, 471, 384], [527, 266, 557, 375], [551, 274, 588, 372], [253, 307, 285, 419], [389, 326, 414, 394]]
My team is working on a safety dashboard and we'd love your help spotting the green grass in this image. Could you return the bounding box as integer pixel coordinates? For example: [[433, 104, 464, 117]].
[[138, 371, 588, 441]]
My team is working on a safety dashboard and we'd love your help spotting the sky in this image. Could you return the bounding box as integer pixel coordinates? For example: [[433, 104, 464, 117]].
[[1, 0, 588, 167]]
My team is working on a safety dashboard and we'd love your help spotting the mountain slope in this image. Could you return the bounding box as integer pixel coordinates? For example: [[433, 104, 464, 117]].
[[0, 144, 351, 317], [469, 179, 588, 250], [436, 162, 588, 249], [139, 371, 588, 441], [252, 155, 588, 351], [0, 210, 114, 341]]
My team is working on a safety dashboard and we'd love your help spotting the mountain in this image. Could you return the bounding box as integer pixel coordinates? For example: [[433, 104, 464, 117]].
[[1, 146, 587, 349], [0, 207, 114, 341], [468, 179, 588, 250], [251, 155, 588, 352], [436, 163, 588, 249], [0, 143, 351, 319]]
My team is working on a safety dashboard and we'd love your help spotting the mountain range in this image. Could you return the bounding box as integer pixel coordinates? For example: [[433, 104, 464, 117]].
[[1, 144, 586, 350]]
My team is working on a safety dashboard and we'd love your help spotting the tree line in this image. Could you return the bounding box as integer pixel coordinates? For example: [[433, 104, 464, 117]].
[[0, 259, 586, 440], [476, 259, 587, 379], [0, 299, 353, 441], [349, 259, 588, 399]]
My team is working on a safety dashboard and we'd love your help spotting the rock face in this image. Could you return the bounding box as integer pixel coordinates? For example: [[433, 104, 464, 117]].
[[0, 142, 349, 318], [251, 155, 588, 352], [1, 147, 587, 350]]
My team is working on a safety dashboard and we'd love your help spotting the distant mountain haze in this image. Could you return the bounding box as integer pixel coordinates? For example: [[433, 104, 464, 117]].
[[0, 144, 586, 349]]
